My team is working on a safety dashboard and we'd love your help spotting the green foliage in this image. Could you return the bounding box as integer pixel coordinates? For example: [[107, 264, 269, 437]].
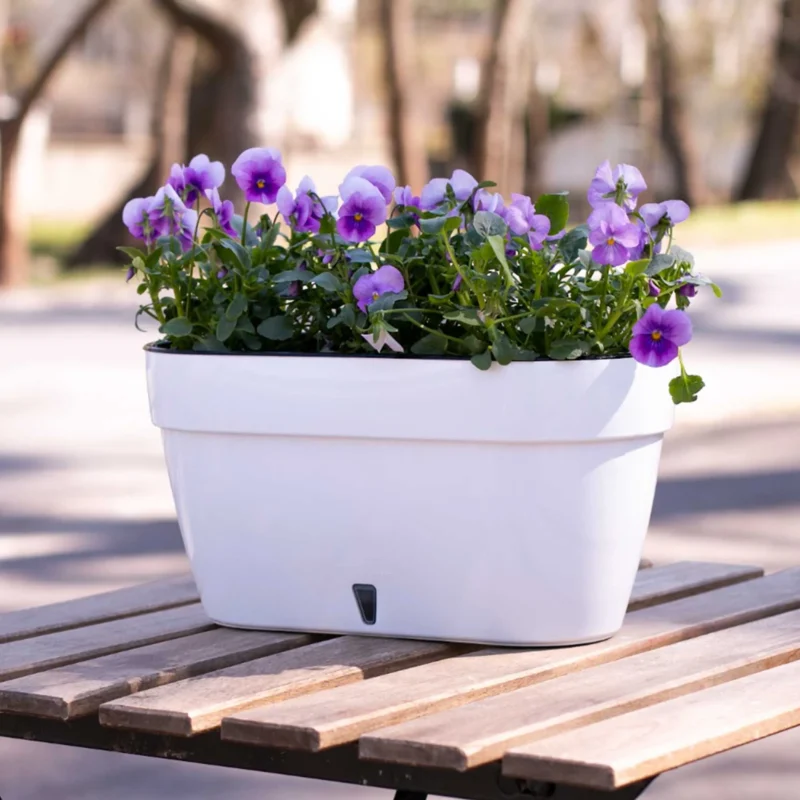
[[125, 178, 714, 406]]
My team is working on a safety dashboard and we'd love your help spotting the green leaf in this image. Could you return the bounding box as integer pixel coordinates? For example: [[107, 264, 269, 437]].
[[312, 271, 343, 292], [443, 308, 482, 326], [511, 348, 539, 361], [535, 193, 570, 234], [136, 283, 148, 295], [319, 215, 336, 236], [670, 244, 695, 269], [491, 332, 515, 365], [346, 249, 375, 263], [386, 213, 416, 229], [578, 249, 593, 270], [471, 349, 492, 370], [519, 316, 538, 334], [230, 215, 258, 247], [711, 282, 723, 298], [273, 268, 313, 283], [461, 334, 486, 355], [549, 338, 590, 360], [240, 332, 263, 351], [225, 292, 248, 320], [117, 246, 147, 261], [625, 258, 650, 277], [487, 234, 514, 286], [419, 215, 460, 236], [558, 225, 588, 262], [214, 239, 250, 272], [215, 315, 237, 342], [236, 316, 255, 334], [380, 227, 410, 255], [410, 333, 448, 355], [257, 315, 294, 341], [327, 304, 356, 329], [476, 180, 497, 189], [192, 335, 228, 353], [669, 374, 705, 404], [473, 211, 507, 238], [367, 290, 408, 313], [160, 317, 193, 336], [645, 253, 676, 277]]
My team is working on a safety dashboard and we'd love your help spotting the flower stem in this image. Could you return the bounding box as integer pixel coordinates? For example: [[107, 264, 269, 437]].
[[401, 313, 465, 345], [441, 231, 483, 310], [596, 276, 633, 342], [241, 201, 251, 246]]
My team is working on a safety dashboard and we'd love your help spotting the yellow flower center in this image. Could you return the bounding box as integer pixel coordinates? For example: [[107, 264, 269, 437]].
[[354, 212, 364, 221], [606, 237, 616, 246], [256, 179, 266, 189], [372, 291, 380, 301], [651, 330, 662, 341]]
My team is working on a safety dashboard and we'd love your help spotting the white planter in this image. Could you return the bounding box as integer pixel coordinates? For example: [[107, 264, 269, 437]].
[[147, 350, 674, 646]]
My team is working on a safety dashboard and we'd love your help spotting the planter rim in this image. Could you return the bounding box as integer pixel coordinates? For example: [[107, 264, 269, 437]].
[[143, 342, 633, 364], [146, 347, 675, 443]]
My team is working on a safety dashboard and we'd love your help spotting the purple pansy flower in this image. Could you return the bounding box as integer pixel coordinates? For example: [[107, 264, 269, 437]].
[[393, 185, 421, 208], [122, 195, 162, 244], [317, 248, 335, 265], [629, 304, 692, 367], [419, 169, 478, 210], [352, 264, 405, 312], [505, 193, 551, 250], [473, 189, 506, 216], [176, 208, 198, 252], [231, 147, 286, 204], [168, 154, 225, 206], [639, 200, 690, 229], [277, 176, 337, 233], [588, 160, 647, 211], [625, 217, 652, 261], [452, 273, 463, 292], [678, 278, 698, 297], [337, 177, 387, 243], [648, 280, 661, 297], [149, 184, 188, 236], [342, 165, 396, 204], [588, 203, 641, 266], [205, 188, 236, 237]]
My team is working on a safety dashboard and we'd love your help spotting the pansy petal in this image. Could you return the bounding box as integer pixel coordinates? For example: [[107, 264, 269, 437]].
[[450, 168, 478, 201], [660, 308, 693, 346], [663, 199, 690, 224]]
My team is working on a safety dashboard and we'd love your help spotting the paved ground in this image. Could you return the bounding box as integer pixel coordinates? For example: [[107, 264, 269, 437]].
[[1, 239, 799, 798]]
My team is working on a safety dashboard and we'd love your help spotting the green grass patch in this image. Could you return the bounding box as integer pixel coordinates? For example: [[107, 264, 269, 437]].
[[28, 218, 90, 259]]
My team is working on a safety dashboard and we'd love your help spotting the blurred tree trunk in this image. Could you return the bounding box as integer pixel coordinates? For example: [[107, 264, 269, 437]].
[[524, 58, 548, 198], [638, 0, 703, 204], [737, 0, 800, 200], [0, 0, 114, 286], [474, 0, 533, 195], [70, 0, 318, 267], [379, 0, 427, 189], [67, 24, 196, 268]]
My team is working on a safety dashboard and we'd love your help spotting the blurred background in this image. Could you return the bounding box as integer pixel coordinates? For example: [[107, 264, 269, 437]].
[[0, 0, 799, 797]]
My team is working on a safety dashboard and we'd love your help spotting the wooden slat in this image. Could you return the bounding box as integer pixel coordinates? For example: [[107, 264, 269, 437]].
[[0, 628, 313, 719], [502, 659, 800, 789], [0, 575, 197, 644], [357, 608, 800, 770], [221, 565, 791, 753], [99, 636, 462, 736], [0, 604, 212, 682], [627, 561, 762, 610]]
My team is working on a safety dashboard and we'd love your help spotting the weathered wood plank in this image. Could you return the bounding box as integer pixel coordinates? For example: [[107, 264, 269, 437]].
[[220, 566, 793, 753], [0, 628, 313, 719], [627, 561, 762, 611], [358, 608, 800, 769], [0, 604, 212, 682], [0, 575, 198, 644], [99, 636, 461, 736], [503, 659, 800, 789]]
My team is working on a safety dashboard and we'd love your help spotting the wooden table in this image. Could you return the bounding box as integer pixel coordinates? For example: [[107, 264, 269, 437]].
[[1, 560, 800, 800]]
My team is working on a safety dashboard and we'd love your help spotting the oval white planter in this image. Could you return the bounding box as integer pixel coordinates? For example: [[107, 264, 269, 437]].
[[147, 350, 674, 646]]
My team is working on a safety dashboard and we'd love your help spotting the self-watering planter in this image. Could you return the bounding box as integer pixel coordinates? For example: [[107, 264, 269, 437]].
[[148, 350, 673, 645], [125, 152, 717, 647]]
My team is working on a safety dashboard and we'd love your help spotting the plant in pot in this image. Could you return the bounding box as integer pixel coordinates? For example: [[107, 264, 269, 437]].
[[121, 151, 718, 646]]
